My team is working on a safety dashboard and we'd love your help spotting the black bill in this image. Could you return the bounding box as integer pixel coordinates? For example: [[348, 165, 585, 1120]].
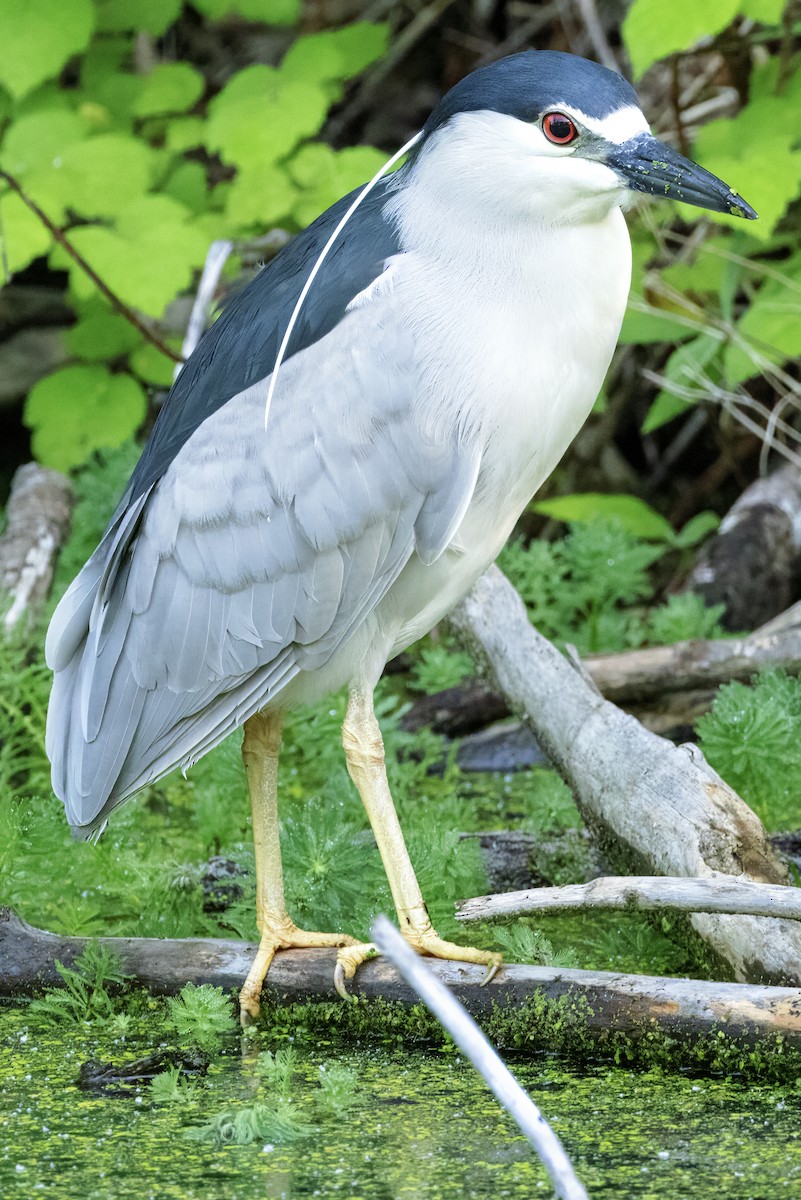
[[606, 133, 757, 220]]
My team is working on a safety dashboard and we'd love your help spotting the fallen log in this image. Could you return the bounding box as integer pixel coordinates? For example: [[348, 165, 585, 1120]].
[[404, 617, 801, 740], [449, 566, 801, 987], [457, 875, 801, 924], [0, 463, 73, 632], [2, 908, 801, 1045]]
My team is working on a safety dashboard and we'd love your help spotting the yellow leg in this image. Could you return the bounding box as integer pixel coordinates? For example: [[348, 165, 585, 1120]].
[[334, 686, 502, 997], [238, 710, 359, 1025]]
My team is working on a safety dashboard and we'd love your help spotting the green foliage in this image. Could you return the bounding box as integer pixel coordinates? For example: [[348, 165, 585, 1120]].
[[28, 942, 130, 1025], [167, 982, 236, 1051], [150, 1063, 200, 1104], [697, 671, 801, 829], [186, 1099, 314, 1146], [407, 640, 474, 693], [24, 364, 146, 470], [0, 5, 387, 469], [492, 925, 580, 969], [534, 492, 718, 548], [623, 0, 740, 78], [500, 514, 727, 655], [0, 0, 94, 100], [256, 1046, 296, 1099], [618, 14, 801, 430], [645, 591, 725, 644], [316, 1062, 358, 1115]]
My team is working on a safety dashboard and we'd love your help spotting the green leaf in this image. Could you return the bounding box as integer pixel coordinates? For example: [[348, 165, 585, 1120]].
[[65, 303, 141, 361], [534, 493, 675, 541], [23, 133, 155, 223], [1, 110, 88, 175], [162, 161, 210, 214], [225, 162, 296, 229], [619, 302, 696, 345], [130, 340, 178, 387], [672, 511, 719, 549], [0, 0, 94, 100], [57, 196, 208, 317], [165, 117, 206, 154], [719, 251, 801, 384], [289, 143, 389, 226], [132, 63, 205, 117], [206, 72, 329, 169], [281, 22, 389, 85], [195, 0, 300, 21], [740, 0, 784, 20], [24, 364, 146, 470], [95, 0, 182, 36], [0, 190, 52, 273], [643, 333, 722, 432], [691, 94, 801, 237], [623, 0, 739, 77]]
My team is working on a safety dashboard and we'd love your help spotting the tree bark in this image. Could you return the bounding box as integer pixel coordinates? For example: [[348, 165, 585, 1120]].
[[3, 908, 801, 1045], [0, 463, 73, 632], [449, 566, 801, 987]]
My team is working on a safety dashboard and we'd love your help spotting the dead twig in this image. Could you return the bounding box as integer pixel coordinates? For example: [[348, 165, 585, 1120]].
[[457, 874, 801, 925], [449, 566, 801, 986]]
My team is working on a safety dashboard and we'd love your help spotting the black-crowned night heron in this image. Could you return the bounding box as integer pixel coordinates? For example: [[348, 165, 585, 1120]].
[[46, 50, 755, 1022]]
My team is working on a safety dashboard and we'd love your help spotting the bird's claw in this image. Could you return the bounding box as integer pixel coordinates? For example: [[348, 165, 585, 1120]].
[[334, 942, 379, 999]]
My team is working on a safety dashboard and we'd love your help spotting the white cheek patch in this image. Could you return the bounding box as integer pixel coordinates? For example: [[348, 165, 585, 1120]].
[[562, 104, 650, 144]]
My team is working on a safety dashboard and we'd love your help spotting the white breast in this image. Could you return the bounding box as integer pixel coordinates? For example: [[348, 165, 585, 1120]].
[[375, 139, 632, 655]]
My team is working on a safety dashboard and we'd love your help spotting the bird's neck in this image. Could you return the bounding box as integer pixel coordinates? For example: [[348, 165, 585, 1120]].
[[387, 173, 632, 520]]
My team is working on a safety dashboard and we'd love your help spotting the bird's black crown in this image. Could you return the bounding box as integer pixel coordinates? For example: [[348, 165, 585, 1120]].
[[423, 50, 640, 135]]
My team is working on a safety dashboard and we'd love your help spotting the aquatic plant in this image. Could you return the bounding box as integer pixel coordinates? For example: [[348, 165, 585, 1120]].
[[256, 1046, 297, 1099], [28, 942, 130, 1026], [150, 1064, 199, 1105], [167, 982, 236, 1051], [492, 925, 580, 969], [186, 1100, 314, 1148], [317, 1062, 358, 1115]]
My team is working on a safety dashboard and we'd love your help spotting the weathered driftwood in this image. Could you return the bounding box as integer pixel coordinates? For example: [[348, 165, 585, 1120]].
[[688, 463, 801, 631], [3, 909, 801, 1044], [458, 875, 801, 924], [372, 916, 590, 1200], [0, 463, 73, 631], [405, 617, 801, 740], [449, 566, 801, 987]]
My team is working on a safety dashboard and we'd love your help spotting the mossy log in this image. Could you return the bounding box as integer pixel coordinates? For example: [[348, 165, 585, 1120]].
[[449, 566, 801, 987], [3, 908, 801, 1046]]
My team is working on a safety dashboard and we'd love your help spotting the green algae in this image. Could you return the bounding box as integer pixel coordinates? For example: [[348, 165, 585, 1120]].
[[2, 1004, 800, 1200]]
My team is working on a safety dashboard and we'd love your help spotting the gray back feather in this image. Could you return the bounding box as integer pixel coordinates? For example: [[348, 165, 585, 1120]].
[[46, 297, 480, 832]]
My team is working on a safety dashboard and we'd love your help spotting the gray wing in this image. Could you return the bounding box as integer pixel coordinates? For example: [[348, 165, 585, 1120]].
[[46, 299, 480, 832]]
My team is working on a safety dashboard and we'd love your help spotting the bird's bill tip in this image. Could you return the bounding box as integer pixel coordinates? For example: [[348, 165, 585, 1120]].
[[608, 134, 757, 221]]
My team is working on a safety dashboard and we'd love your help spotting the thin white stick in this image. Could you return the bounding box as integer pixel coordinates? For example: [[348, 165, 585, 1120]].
[[371, 915, 590, 1200], [264, 131, 423, 428], [174, 239, 234, 380], [456, 875, 801, 925]]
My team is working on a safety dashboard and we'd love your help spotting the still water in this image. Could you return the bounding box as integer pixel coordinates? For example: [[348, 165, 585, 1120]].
[[1, 1006, 799, 1200]]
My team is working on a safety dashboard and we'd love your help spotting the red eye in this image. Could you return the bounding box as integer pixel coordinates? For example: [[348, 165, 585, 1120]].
[[542, 112, 578, 145]]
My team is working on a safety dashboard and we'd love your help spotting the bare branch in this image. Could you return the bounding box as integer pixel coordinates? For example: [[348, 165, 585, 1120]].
[[457, 875, 801, 924]]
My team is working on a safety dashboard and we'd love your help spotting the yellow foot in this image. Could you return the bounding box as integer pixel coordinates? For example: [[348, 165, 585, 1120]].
[[239, 914, 359, 1025], [334, 928, 502, 1000]]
